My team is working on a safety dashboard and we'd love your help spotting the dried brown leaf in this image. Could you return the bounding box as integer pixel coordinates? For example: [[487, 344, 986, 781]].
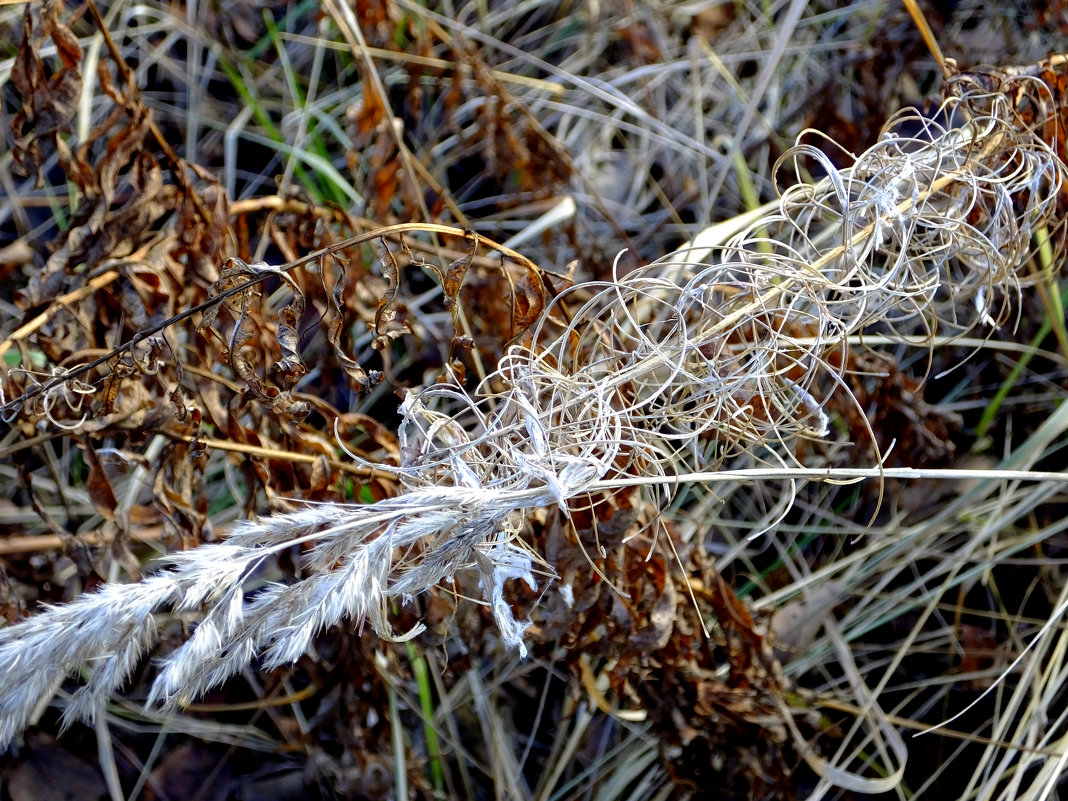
[[629, 576, 677, 650], [272, 291, 308, 390], [352, 78, 387, 140], [9, 1, 83, 183], [321, 251, 377, 391], [442, 233, 476, 306], [230, 349, 276, 401], [82, 379, 160, 433], [511, 268, 546, 336], [81, 441, 118, 522], [152, 443, 209, 546], [372, 241, 402, 343], [174, 163, 231, 278]]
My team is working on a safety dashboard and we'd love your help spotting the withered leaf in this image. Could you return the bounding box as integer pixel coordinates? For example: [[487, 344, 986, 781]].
[[153, 443, 208, 546], [230, 349, 277, 401], [100, 369, 122, 416], [629, 577, 677, 651], [511, 267, 546, 335], [196, 257, 263, 333], [94, 61, 151, 207], [163, 332, 192, 424], [443, 359, 467, 385], [207, 256, 309, 395], [442, 233, 477, 307], [81, 441, 118, 522], [328, 256, 373, 391], [367, 144, 401, 213], [25, 52, 166, 306], [336, 411, 400, 462], [176, 162, 230, 274], [170, 383, 187, 422], [210, 257, 259, 319], [272, 292, 308, 390], [10, 1, 83, 182], [352, 78, 387, 140], [82, 380, 159, 433], [704, 570, 764, 684], [373, 240, 402, 340], [196, 298, 224, 332]]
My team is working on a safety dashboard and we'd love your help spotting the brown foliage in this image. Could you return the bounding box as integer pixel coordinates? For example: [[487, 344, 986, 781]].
[[9, 1, 83, 185], [5, 2, 1067, 799]]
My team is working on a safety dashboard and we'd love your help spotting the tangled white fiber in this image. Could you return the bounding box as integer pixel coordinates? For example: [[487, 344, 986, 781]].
[[0, 78, 1063, 746]]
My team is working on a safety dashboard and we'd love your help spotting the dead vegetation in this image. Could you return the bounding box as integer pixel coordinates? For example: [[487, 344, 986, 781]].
[[3, 2, 1068, 800]]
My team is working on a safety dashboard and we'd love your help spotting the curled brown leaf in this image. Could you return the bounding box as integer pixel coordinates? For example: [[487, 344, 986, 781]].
[[9, 0, 83, 184]]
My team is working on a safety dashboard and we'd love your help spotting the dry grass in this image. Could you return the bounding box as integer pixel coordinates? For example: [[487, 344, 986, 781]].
[[3, 2, 1068, 800]]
